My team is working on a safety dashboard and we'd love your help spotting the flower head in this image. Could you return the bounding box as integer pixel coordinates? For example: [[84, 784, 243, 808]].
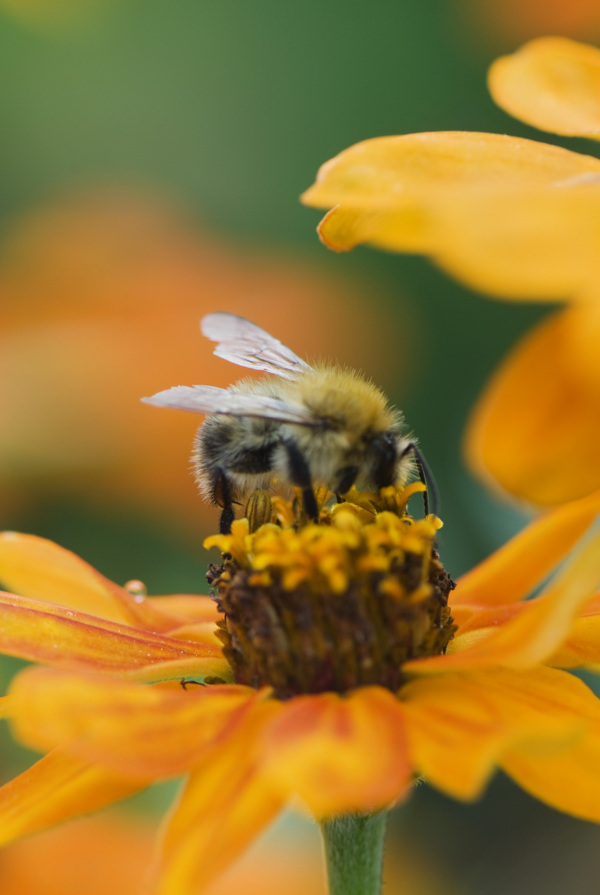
[[2, 485, 600, 893], [206, 492, 454, 698], [301, 37, 600, 507]]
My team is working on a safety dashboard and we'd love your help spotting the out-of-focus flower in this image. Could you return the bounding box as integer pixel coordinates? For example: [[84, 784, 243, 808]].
[[0, 805, 446, 895], [0, 810, 328, 895], [0, 813, 157, 895], [1, 485, 600, 892], [301, 37, 600, 507], [460, 0, 600, 46], [0, 191, 399, 531]]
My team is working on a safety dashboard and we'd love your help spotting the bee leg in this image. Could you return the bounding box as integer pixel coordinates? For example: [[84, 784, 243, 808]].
[[400, 443, 439, 517], [336, 465, 359, 495], [213, 469, 236, 535], [282, 440, 319, 521]]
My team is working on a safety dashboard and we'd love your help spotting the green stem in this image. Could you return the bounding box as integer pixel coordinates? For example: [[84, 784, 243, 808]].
[[320, 812, 388, 895]]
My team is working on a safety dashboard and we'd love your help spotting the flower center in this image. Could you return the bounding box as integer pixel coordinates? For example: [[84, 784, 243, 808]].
[[206, 486, 456, 699]]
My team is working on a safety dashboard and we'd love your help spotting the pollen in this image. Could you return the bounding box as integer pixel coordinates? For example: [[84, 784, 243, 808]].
[[205, 485, 456, 699]]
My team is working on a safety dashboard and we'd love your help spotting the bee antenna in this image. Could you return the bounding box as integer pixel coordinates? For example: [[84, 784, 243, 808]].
[[404, 443, 439, 518]]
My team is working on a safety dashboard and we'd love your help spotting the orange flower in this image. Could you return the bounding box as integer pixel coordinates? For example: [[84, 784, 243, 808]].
[[0, 810, 328, 895], [461, 0, 600, 46], [0, 191, 393, 531], [301, 37, 600, 507], [1, 486, 600, 893]]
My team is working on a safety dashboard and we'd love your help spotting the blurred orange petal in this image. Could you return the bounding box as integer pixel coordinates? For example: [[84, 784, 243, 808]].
[[0, 192, 401, 531], [10, 667, 256, 778], [261, 687, 411, 818], [409, 526, 600, 672], [0, 813, 157, 895], [0, 811, 330, 895], [489, 37, 600, 139], [402, 666, 598, 800], [549, 592, 600, 669], [0, 596, 226, 679], [463, 0, 600, 45], [0, 749, 146, 846], [502, 724, 600, 822], [453, 488, 600, 607], [431, 183, 600, 299], [465, 308, 600, 505], [159, 701, 284, 895]]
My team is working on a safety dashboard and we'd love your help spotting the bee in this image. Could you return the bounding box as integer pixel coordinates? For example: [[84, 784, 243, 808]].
[[143, 312, 436, 533]]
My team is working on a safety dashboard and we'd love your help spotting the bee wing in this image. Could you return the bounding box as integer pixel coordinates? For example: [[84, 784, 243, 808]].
[[201, 312, 312, 380], [142, 385, 320, 425]]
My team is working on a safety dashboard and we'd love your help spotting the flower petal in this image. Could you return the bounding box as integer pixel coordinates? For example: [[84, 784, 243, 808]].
[[401, 665, 599, 800], [549, 593, 600, 669], [317, 206, 431, 254], [409, 525, 600, 672], [465, 309, 600, 505], [303, 134, 600, 300], [0, 748, 146, 846], [0, 593, 227, 680], [302, 132, 600, 211], [502, 727, 600, 822], [0, 532, 127, 621], [0, 532, 186, 631], [260, 687, 411, 818], [430, 182, 600, 299], [453, 487, 600, 607], [10, 667, 258, 778], [158, 701, 285, 895], [0, 812, 158, 895], [489, 37, 600, 139], [150, 594, 220, 625]]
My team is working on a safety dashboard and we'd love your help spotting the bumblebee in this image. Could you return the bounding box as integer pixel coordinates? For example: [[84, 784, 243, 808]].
[[143, 312, 435, 532]]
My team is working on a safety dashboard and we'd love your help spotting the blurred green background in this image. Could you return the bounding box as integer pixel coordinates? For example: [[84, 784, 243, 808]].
[[1, 1, 600, 893]]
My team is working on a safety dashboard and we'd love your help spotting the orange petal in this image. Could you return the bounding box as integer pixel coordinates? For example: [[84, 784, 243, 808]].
[[453, 487, 600, 607], [549, 592, 600, 669], [158, 700, 284, 895], [401, 665, 598, 800], [502, 726, 600, 822], [0, 812, 158, 895], [0, 694, 15, 718], [0, 532, 127, 622], [10, 667, 258, 778], [0, 592, 227, 680], [0, 532, 185, 631], [0, 748, 146, 846], [260, 687, 411, 818], [302, 132, 600, 211], [430, 181, 600, 300], [489, 37, 600, 139], [558, 288, 600, 391], [317, 206, 432, 254], [409, 525, 600, 673], [151, 594, 220, 625], [465, 309, 600, 505], [303, 134, 600, 300], [452, 602, 524, 637]]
